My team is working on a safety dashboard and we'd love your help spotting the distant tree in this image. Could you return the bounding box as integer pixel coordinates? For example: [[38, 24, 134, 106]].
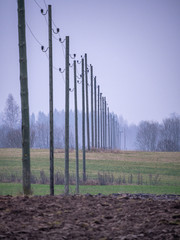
[[5, 129, 21, 148], [35, 112, 49, 148], [136, 121, 159, 151], [3, 94, 20, 128], [1, 94, 21, 148], [157, 115, 180, 151], [0, 127, 9, 147], [54, 126, 64, 149], [0, 112, 3, 125], [157, 139, 175, 152]]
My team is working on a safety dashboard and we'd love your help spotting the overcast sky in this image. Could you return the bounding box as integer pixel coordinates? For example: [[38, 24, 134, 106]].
[[0, 0, 180, 125]]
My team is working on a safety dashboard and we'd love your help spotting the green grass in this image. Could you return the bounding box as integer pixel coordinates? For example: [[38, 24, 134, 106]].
[[0, 183, 180, 196], [0, 149, 180, 195]]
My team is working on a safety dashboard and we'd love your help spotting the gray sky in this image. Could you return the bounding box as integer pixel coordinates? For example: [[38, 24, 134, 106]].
[[0, 0, 180, 125]]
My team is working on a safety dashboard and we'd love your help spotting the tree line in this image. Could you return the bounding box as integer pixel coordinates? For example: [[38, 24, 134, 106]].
[[0, 94, 179, 152], [136, 115, 180, 152]]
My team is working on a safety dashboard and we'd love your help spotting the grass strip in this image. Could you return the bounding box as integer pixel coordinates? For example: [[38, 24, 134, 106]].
[[0, 183, 180, 196]]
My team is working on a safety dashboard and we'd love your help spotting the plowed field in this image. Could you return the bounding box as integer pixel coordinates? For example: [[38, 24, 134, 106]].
[[0, 194, 180, 239]]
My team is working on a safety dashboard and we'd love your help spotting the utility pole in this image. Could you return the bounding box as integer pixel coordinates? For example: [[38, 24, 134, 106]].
[[112, 114, 114, 149], [114, 116, 117, 149], [97, 85, 100, 149], [85, 54, 90, 150], [100, 93, 102, 149], [48, 5, 54, 196], [17, 0, 31, 195], [65, 36, 70, 195], [94, 77, 97, 148], [110, 114, 112, 149], [104, 98, 107, 149], [103, 97, 105, 149], [102, 97, 104, 148], [108, 107, 110, 149], [114, 116, 116, 149], [74, 60, 79, 194], [110, 112, 112, 149], [82, 58, 86, 182], [90, 65, 94, 148]]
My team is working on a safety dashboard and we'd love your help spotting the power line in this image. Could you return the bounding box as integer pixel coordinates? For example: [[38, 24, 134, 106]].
[[26, 23, 61, 73], [42, 0, 62, 41], [43, 0, 48, 10], [33, 0, 42, 9], [31, 2, 66, 85], [42, 0, 60, 31], [32, 0, 68, 64], [26, 21, 43, 47]]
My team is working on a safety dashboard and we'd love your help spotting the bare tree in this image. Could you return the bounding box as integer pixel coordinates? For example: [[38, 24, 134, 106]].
[[136, 121, 159, 151], [158, 115, 180, 151], [32, 112, 47, 148], [1, 94, 21, 148], [6, 129, 22, 148], [54, 126, 64, 149], [3, 94, 20, 129]]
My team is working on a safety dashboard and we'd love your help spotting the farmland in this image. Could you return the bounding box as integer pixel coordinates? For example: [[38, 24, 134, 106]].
[[0, 148, 180, 195]]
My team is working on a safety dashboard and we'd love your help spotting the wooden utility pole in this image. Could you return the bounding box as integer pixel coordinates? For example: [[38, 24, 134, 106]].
[[48, 5, 54, 196], [65, 36, 70, 194], [114, 116, 116, 149], [94, 77, 97, 148], [108, 107, 110, 149], [102, 97, 105, 149], [97, 85, 100, 149], [17, 0, 31, 195], [90, 65, 94, 148], [73, 60, 79, 193], [111, 114, 114, 149], [82, 58, 86, 182], [112, 114, 114, 149], [110, 114, 112, 149], [85, 54, 90, 150], [104, 98, 107, 149], [100, 93, 102, 149]]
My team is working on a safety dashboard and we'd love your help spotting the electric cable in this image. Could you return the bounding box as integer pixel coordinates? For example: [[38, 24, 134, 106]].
[[33, 0, 42, 9], [26, 21, 44, 47]]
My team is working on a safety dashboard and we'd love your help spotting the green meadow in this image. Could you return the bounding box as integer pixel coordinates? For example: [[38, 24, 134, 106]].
[[0, 148, 180, 195]]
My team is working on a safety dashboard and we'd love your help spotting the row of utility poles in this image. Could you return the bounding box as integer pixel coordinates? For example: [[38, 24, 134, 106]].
[[17, 0, 122, 196], [68, 53, 122, 194]]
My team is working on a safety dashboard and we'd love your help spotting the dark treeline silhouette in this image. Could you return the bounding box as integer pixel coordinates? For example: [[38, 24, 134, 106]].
[[0, 94, 179, 151]]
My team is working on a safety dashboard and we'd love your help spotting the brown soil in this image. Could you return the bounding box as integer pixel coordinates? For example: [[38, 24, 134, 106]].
[[0, 194, 180, 239]]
